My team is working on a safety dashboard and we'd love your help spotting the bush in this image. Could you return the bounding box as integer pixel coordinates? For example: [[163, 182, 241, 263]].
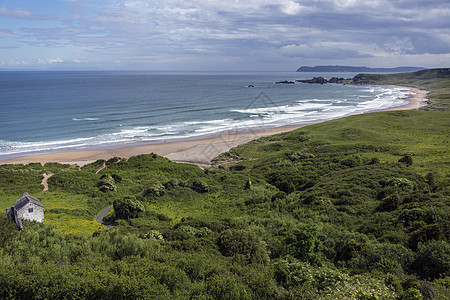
[[386, 178, 415, 191], [143, 183, 165, 197], [217, 229, 269, 264], [207, 275, 252, 300], [340, 154, 363, 167], [177, 225, 212, 238], [97, 174, 117, 192], [283, 224, 322, 262], [399, 155, 413, 166], [245, 185, 273, 205], [380, 192, 401, 211], [413, 240, 450, 279], [113, 197, 145, 219], [191, 180, 210, 193], [288, 152, 314, 162], [143, 230, 164, 240], [409, 223, 444, 250]]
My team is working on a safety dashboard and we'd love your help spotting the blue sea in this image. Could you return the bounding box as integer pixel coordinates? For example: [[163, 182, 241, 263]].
[[0, 71, 411, 158]]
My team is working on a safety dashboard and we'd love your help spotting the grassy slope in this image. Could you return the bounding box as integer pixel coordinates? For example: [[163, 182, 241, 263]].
[[214, 110, 449, 178]]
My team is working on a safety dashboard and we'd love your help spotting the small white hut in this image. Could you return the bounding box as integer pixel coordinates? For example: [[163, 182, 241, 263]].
[[6, 192, 44, 230]]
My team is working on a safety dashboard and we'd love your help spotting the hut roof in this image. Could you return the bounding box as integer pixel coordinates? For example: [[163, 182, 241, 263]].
[[13, 193, 44, 210]]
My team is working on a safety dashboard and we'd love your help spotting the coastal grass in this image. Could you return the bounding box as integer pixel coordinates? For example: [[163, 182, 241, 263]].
[[36, 191, 90, 210], [214, 110, 450, 178]]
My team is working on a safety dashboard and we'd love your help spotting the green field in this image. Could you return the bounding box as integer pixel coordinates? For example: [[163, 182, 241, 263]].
[[0, 69, 449, 299]]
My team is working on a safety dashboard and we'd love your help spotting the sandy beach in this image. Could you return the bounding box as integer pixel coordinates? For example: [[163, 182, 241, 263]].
[[386, 86, 429, 111], [0, 85, 429, 168], [0, 126, 299, 168]]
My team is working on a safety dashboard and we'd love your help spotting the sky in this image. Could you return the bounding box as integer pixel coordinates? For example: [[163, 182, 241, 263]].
[[0, 0, 449, 71]]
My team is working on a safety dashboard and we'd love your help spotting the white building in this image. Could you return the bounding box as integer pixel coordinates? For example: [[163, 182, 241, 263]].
[[6, 192, 44, 230]]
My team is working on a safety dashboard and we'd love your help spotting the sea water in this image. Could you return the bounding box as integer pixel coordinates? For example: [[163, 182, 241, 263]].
[[0, 71, 411, 158]]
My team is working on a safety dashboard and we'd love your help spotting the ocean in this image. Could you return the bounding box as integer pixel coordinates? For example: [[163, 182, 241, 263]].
[[0, 71, 411, 158]]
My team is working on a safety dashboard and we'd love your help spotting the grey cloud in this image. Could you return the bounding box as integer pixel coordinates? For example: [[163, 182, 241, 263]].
[[0, 6, 55, 20], [0, 29, 22, 38], [279, 43, 372, 59], [2, 0, 449, 69]]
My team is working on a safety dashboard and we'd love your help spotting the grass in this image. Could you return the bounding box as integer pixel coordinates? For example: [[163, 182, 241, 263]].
[[35, 191, 91, 210], [214, 107, 449, 181], [45, 213, 105, 235], [303, 110, 450, 176]]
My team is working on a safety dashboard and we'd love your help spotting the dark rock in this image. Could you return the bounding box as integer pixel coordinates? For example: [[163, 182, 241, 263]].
[[329, 77, 346, 83], [275, 80, 295, 84], [296, 77, 328, 84]]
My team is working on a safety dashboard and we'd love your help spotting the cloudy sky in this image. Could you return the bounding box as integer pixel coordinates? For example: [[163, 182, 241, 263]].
[[0, 0, 449, 71]]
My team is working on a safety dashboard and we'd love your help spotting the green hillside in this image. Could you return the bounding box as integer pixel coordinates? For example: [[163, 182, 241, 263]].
[[0, 69, 449, 299]]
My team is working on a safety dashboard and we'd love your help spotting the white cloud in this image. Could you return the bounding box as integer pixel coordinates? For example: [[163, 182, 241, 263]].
[[279, 0, 304, 15], [47, 57, 64, 64], [7, 59, 29, 66], [36, 57, 65, 65]]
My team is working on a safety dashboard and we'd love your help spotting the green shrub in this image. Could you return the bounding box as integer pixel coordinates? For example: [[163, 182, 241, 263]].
[[340, 154, 364, 168], [191, 180, 210, 193], [143, 230, 164, 240], [413, 240, 450, 279], [113, 197, 145, 219], [386, 178, 415, 191], [207, 275, 252, 300], [143, 183, 165, 197], [177, 225, 212, 238], [97, 174, 117, 192], [282, 224, 322, 262], [288, 151, 315, 162], [217, 229, 269, 264], [399, 155, 413, 166]]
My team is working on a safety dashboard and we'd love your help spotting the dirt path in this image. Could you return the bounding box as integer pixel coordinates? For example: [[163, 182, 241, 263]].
[[41, 173, 53, 191], [95, 205, 114, 228], [96, 162, 107, 174]]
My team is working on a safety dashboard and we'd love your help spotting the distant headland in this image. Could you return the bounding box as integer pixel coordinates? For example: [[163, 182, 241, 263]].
[[296, 65, 426, 73]]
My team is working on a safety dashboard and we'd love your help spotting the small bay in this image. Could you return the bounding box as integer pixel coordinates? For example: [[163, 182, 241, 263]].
[[0, 71, 410, 157]]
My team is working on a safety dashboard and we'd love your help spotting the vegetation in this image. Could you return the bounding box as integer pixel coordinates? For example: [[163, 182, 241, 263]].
[[0, 69, 449, 299]]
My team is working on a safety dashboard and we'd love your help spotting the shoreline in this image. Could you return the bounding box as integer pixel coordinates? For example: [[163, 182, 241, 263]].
[[0, 85, 429, 168], [385, 86, 429, 111], [0, 126, 301, 168]]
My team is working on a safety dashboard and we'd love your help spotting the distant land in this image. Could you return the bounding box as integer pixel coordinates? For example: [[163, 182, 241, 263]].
[[296, 65, 426, 73]]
